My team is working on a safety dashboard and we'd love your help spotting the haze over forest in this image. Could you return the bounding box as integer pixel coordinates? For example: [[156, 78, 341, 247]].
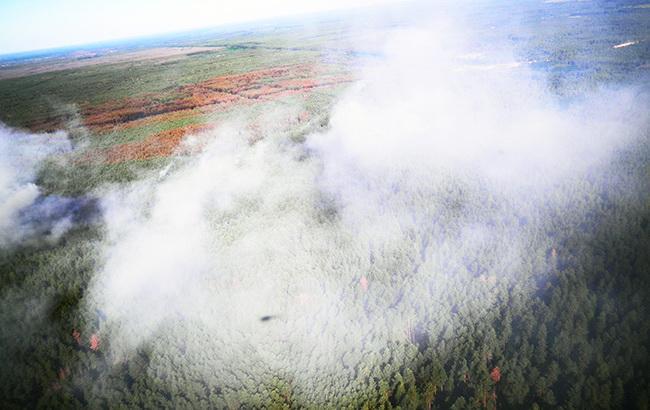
[[0, 0, 649, 408]]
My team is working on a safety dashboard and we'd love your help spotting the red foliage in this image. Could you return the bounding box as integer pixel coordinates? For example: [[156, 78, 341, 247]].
[[360, 275, 369, 291], [72, 329, 81, 345], [490, 366, 501, 383], [89, 334, 100, 351]]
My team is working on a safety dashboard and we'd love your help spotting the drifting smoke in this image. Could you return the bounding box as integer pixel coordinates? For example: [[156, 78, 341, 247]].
[[89, 17, 647, 402], [0, 124, 80, 246], [309, 24, 645, 255]]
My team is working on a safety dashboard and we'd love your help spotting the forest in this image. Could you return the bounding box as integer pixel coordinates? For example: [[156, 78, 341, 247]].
[[1, 1, 649, 409]]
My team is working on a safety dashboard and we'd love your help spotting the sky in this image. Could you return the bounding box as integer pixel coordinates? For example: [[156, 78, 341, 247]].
[[0, 0, 401, 55]]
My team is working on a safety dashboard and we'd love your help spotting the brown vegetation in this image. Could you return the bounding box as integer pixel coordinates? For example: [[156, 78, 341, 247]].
[[89, 334, 100, 352], [490, 367, 501, 383], [47, 63, 352, 164], [82, 64, 353, 132], [89, 123, 211, 163]]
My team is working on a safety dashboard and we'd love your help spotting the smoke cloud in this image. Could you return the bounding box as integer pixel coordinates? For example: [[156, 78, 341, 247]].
[[88, 16, 648, 402], [0, 124, 79, 246]]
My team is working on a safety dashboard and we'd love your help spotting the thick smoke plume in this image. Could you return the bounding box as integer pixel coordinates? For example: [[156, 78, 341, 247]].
[[88, 18, 647, 401], [0, 124, 78, 246]]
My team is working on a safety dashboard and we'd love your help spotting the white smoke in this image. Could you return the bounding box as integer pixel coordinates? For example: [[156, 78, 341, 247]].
[[88, 16, 647, 403], [0, 124, 72, 246], [308, 24, 644, 253]]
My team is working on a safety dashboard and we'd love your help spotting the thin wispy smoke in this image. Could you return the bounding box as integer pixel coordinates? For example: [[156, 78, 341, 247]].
[[88, 16, 647, 402]]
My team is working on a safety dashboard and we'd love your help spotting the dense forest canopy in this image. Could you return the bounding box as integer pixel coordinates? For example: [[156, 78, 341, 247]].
[[0, 1, 649, 409]]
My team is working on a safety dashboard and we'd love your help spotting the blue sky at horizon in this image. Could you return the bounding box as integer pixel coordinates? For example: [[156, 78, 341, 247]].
[[0, 0, 404, 54]]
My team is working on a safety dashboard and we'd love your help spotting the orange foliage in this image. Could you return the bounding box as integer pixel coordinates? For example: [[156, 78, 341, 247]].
[[87, 123, 211, 163], [25, 63, 355, 138], [81, 65, 353, 134], [490, 366, 501, 383], [81, 65, 313, 131], [89, 334, 100, 351]]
